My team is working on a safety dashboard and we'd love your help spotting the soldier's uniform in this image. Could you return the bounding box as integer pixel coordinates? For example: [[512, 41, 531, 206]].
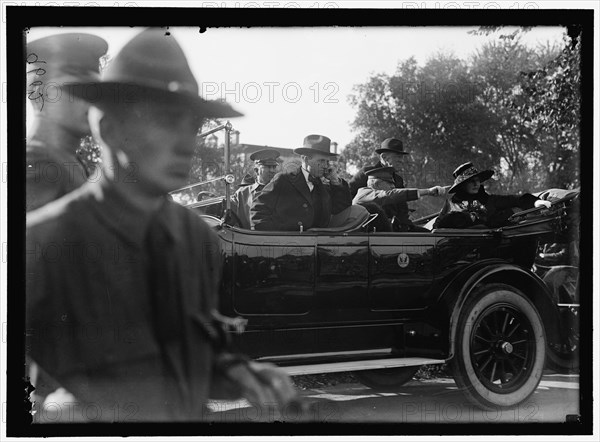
[[230, 149, 280, 229], [25, 33, 107, 211]]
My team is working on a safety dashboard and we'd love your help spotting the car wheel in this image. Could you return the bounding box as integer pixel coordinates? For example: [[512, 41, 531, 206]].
[[354, 366, 419, 390], [451, 283, 546, 410]]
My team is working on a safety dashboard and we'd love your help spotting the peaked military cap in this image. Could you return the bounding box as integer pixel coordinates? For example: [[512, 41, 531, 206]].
[[26, 33, 108, 90], [365, 166, 396, 180], [249, 149, 280, 166]]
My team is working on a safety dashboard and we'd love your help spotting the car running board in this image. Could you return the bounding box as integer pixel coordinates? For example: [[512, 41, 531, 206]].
[[280, 357, 447, 376]]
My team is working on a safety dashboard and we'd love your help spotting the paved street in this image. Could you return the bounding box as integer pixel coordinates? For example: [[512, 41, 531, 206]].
[[206, 372, 580, 424]]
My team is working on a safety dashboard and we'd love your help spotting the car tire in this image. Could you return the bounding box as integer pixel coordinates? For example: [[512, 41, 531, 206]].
[[354, 366, 419, 390], [451, 283, 546, 410]]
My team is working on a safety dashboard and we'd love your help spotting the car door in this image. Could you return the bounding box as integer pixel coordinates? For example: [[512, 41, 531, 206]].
[[369, 232, 437, 310]]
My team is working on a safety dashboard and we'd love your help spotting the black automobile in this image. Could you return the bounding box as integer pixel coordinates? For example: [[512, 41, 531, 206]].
[[172, 125, 579, 411], [173, 184, 579, 412]]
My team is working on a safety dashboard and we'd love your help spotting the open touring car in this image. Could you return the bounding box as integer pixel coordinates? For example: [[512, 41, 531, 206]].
[[173, 123, 580, 411]]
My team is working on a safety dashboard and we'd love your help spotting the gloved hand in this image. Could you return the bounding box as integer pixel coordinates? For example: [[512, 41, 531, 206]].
[[534, 199, 552, 209]]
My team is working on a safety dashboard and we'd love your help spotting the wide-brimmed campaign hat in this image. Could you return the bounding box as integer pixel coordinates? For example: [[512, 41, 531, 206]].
[[375, 138, 410, 155], [448, 162, 494, 193], [71, 28, 242, 118], [26, 33, 108, 91], [293, 134, 339, 157], [250, 149, 280, 166], [365, 166, 395, 181]]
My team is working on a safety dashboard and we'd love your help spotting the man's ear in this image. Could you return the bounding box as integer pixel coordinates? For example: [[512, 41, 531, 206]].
[[98, 111, 120, 149]]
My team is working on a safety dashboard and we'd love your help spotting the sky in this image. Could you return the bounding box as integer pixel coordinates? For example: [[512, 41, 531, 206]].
[[26, 25, 566, 151]]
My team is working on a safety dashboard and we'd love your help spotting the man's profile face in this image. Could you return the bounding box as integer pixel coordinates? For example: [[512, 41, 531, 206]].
[[255, 164, 278, 185], [304, 153, 331, 178], [110, 100, 202, 195], [40, 94, 91, 136], [368, 177, 394, 191], [380, 152, 404, 173]]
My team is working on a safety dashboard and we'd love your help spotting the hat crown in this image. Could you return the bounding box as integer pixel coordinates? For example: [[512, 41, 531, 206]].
[[303, 134, 331, 151], [26, 33, 107, 81], [103, 28, 198, 97], [375, 137, 409, 155], [453, 162, 476, 178], [381, 138, 403, 150]]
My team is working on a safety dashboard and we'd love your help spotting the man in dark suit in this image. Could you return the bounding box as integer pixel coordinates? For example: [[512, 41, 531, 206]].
[[251, 134, 352, 231]]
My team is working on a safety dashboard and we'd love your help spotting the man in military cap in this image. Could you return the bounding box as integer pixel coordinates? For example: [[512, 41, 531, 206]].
[[251, 135, 354, 231], [26, 28, 296, 422], [349, 138, 447, 231], [349, 138, 411, 197], [230, 148, 280, 229], [353, 166, 447, 232], [26, 33, 108, 211]]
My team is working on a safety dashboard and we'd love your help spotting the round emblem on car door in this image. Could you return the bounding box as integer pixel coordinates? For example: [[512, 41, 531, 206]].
[[397, 253, 409, 268]]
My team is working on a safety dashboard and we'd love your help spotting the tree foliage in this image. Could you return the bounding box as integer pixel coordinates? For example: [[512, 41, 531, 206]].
[[343, 27, 581, 218]]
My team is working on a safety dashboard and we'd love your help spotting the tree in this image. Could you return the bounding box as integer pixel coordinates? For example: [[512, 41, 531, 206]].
[[345, 26, 580, 217], [515, 31, 581, 189]]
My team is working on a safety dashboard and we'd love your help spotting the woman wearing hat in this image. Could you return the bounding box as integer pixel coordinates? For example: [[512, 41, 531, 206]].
[[433, 162, 550, 229]]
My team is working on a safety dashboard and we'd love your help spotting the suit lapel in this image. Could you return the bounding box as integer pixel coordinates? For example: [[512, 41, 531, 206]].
[[290, 173, 313, 204]]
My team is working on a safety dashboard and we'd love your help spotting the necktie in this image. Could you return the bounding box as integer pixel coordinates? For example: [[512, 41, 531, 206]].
[[308, 175, 320, 192]]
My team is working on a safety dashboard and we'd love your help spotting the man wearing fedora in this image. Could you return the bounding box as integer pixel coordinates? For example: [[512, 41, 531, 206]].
[[350, 138, 447, 231], [353, 166, 447, 232], [26, 33, 108, 212], [251, 134, 353, 231], [230, 148, 280, 229], [26, 29, 296, 422]]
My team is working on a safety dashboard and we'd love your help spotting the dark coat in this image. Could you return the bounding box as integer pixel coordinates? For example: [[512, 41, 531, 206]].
[[433, 186, 539, 229], [26, 179, 236, 421], [251, 170, 352, 231]]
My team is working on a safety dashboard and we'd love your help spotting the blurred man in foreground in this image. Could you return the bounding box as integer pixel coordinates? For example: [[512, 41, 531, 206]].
[[26, 28, 296, 422]]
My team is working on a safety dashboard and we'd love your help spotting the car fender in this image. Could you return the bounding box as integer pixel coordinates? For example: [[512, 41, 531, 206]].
[[440, 262, 559, 359]]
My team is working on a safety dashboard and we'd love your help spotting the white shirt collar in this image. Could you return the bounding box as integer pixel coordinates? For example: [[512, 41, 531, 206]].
[[301, 167, 313, 191]]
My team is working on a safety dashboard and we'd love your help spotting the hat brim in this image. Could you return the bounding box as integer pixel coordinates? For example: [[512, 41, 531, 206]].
[[375, 148, 410, 155], [69, 81, 243, 118], [293, 147, 339, 157], [448, 170, 494, 193]]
